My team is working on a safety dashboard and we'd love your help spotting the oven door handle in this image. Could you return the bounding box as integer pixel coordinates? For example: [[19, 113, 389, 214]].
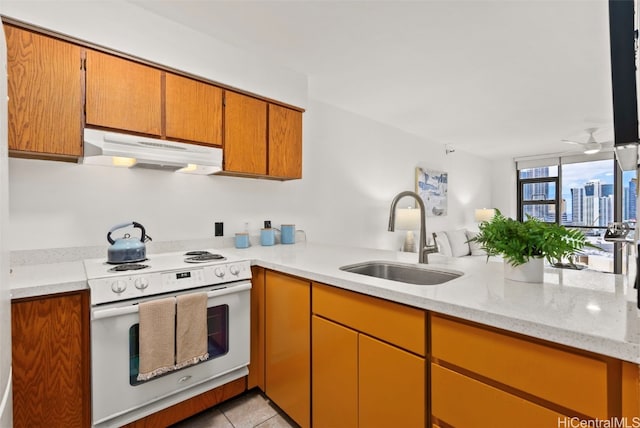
[[92, 281, 252, 320]]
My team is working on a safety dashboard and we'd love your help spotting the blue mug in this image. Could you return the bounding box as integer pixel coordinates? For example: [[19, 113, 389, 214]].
[[281, 224, 296, 244], [235, 233, 250, 249], [260, 228, 275, 246]]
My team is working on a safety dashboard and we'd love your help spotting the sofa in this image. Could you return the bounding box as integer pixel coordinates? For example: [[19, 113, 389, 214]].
[[433, 229, 486, 257]]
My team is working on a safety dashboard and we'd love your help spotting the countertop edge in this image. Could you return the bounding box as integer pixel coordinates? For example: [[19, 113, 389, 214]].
[[10, 280, 88, 300]]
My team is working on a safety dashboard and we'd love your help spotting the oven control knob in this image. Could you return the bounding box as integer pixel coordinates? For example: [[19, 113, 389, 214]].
[[111, 280, 127, 294], [229, 265, 240, 276], [134, 278, 149, 290], [214, 267, 225, 278]]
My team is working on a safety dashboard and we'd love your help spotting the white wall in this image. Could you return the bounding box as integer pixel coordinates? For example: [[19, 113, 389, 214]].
[[489, 157, 517, 217], [9, 99, 491, 251], [4, 1, 493, 251]]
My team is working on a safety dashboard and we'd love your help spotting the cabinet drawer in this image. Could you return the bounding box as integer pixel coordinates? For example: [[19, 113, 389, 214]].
[[431, 315, 611, 418], [432, 364, 564, 427], [312, 283, 425, 355]]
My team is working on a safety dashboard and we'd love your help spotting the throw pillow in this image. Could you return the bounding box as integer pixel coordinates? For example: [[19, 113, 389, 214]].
[[466, 230, 487, 256], [444, 229, 471, 257]]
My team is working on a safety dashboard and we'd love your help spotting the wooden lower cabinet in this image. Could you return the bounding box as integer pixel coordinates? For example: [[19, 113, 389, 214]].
[[11, 291, 91, 428], [265, 270, 311, 428], [431, 364, 563, 428], [251, 273, 640, 427], [622, 361, 640, 418], [312, 315, 358, 428], [248, 266, 266, 390], [312, 283, 426, 428], [359, 334, 425, 428], [430, 313, 636, 424]]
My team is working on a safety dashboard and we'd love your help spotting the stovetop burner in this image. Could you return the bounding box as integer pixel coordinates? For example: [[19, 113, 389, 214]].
[[184, 250, 213, 256], [184, 253, 226, 263], [108, 263, 149, 272]]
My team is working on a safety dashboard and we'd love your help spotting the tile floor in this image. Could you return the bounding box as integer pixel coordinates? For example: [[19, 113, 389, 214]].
[[170, 390, 298, 428]]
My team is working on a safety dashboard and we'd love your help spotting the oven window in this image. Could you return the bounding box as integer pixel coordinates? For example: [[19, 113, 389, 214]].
[[129, 304, 230, 386]]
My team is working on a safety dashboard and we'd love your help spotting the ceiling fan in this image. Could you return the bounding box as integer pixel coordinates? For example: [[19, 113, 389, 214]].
[[561, 128, 613, 155]]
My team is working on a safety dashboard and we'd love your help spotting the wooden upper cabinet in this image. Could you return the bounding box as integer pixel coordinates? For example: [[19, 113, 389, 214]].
[[5, 25, 83, 158], [223, 91, 267, 175], [85, 50, 162, 136], [165, 73, 222, 146], [268, 104, 302, 179]]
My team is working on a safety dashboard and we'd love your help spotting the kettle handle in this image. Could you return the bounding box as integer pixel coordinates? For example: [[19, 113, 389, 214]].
[[107, 221, 146, 244], [132, 222, 147, 243]]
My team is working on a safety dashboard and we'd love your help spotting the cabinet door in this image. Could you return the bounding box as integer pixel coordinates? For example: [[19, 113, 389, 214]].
[[223, 91, 267, 175], [312, 315, 358, 428], [85, 50, 162, 135], [165, 73, 222, 145], [359, 334, 425, 428], [11, 291, 91, 428], [431, 364, 564, 428], [248, 266, 266, 390], [268, 104, 302, 179], [265, 271, 310, 428], [5, 25, 83, 157], [431, 314, 610, 418]]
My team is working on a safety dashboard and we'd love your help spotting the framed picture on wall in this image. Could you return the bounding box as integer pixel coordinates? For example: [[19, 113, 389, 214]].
[[415, 167, 448, 216]]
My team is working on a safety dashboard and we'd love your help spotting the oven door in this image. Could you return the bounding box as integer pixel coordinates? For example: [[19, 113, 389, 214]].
[[91, 281, 250, 428]]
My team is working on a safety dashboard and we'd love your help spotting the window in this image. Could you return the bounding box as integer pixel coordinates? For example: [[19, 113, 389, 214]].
[[518, 166, 558, 223], [516, 154, 637, 274]]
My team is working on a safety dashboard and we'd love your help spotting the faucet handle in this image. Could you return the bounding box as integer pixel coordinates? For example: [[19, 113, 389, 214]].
[[431, 233, 439, 252]]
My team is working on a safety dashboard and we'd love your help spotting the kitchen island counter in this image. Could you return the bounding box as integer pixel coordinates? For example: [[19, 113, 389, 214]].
[[9, 241, 639, 363], [228, 242, 640, 363]]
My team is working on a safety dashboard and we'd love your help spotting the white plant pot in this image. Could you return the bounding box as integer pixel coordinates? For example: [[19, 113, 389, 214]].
[[504, 258, 544, 283]]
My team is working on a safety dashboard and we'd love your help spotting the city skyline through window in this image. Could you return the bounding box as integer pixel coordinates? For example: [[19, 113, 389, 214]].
[[518, 159, 637, 274]]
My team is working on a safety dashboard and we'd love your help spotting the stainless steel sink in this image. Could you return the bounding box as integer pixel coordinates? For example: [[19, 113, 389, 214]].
[[339, 261, 462, 285]]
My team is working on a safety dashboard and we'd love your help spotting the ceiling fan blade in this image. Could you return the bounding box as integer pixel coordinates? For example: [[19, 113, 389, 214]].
[[561, 139, 584, 146]]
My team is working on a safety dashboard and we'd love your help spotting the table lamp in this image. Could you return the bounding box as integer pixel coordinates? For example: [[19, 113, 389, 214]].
[[396, 207, 421, 252], [475, 208, 496, 223]]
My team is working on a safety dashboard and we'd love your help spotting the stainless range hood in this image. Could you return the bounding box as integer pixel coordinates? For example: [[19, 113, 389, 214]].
[[82, 128, 222, 175]]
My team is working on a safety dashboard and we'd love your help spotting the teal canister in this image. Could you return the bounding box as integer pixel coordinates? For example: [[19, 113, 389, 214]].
[[281, 224, 296, 244], [260, 228, 275, 246], [235, 233, 250, 249]]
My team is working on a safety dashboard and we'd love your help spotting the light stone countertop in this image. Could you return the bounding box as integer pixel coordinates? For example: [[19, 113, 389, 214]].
[[9, 241, 640, 363]]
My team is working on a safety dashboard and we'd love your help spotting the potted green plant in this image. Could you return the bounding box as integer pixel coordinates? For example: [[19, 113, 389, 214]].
[[470, 209, 599, 282]]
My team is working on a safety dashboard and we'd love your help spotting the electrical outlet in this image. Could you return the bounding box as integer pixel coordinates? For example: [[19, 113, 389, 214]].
[[264, 220, 271, 228], [214, 222, 224, 237]]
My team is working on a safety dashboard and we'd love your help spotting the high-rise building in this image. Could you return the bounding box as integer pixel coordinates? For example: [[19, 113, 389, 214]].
[[571, 188, 585, 225], [521, 167, 550, 220], [599, 195, 614, 227], [601, 183, 614, 197], [624, 178, 637, 221], [583, 180, 601, 226]]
